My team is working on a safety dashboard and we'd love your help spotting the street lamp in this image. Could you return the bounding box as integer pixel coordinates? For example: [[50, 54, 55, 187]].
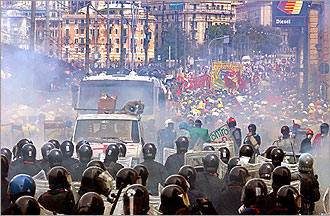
[[208, 35, 229, 65]]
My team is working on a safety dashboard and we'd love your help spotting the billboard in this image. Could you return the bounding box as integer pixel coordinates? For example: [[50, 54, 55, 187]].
[[272, 1, 310, 27]]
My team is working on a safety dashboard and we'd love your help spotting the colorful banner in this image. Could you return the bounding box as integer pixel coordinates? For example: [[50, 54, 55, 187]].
[[209, 124, 232, 142], [212, 62, 242, 90]]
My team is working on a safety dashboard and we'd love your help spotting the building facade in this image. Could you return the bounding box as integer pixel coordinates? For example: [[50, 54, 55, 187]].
[[236, 1, 272, 26]]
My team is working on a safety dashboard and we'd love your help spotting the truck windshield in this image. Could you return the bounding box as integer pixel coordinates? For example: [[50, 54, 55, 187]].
[[74, 119, 140, 143], [79, 81, 154, 114]]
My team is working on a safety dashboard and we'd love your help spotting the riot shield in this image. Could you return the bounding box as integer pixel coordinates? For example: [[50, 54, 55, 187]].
[[202, 140, 235, 158], [117, 157, 132, 168], [184, 151, 221, 178], [323, 188, 329, 215], [218, 159, 228, 179], [162, 147, 176, 165], [262, 179, 300, 194]]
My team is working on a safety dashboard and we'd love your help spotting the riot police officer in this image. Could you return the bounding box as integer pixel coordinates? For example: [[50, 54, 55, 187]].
[[300, 129, 314, 153], [38, 142, 55, 173], [165, 136, 189, 176], [75, 140, 90, 157], [263, 145, 277, 159], [239, 144, 254, 163], [116, 142, 127, 157], [203, 146, 215, 151], [48, 139, 61, 149], [115, 168, 139, 190], [78, 166, 113, 199], [75, 192, 105, 215], [178, 165, 204, 208], [38, 166, 75, 214], [159, 185, 190, 215], [48, 149, 63, 169], [270, 147, 285, 167], [60, 140, 79, 172], [218, 166, 251, 214], [141, 143, 168, 195], [12, 196, 40, 215], [123, 184, 150, 215], [164, 174, 190, 200], [11, 138, 32, 167], [87, 160, 106, 171], [258, 162, 274, 180], [291, 153, 320, 214], [71, 144, 93, 181], [157, 119, 177, 163], [8, 144, 41, 180], [1, 155, 10, 212], [223, 156, 241, 188], [133, 164, 149, 186], [267, 185, 301, 214], [265, 166, 291, 212], [227, 117, 242, 155], [219, 147, 230, 164], [243, 124, 261, 160], [104, 144, 123, 179], [1, 148, 12, 164], [239, 178, 268, 214]]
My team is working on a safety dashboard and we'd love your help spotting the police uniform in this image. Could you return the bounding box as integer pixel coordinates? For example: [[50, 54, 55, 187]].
[[8, 160, 42, 180], [70, 162, 88, 182], [218, 184, 243, 214], [104, 161, 124, 179], [62, 157, 79, 173], [164, 152, 185, 176], [141, 159, 168, 195], [38, 188, 75, 214]]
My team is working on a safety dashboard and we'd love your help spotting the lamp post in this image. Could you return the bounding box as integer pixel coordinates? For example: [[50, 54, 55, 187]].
[[207, 35, 229, 65]]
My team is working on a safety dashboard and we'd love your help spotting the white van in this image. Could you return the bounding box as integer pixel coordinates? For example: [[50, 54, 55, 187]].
[[242, 56, 251, 66]]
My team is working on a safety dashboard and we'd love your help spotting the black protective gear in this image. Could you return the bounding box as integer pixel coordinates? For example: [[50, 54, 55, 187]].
[[159, 185, 189, 215], [175, 136, 189, 153], [75, 192, 105, 215], [270, 147, 285, 167], [1, 148, 12, 164], [142, 143, 157, 160], [8, 174, 36, 202], [1, 156, 10, 211], [116, 168, 139, 190], [300, 137, 312, 153], [281, 125, 290, 136], [248, 124, 257, 134], [141, 159, 168, 195], [298, 153, 314, 172], [104, 161, 124, 179], [48, 139, 60, 149], [164, 174, 190, 193], [203, 154, 219, 174], [229, 166, 250, 187], [203, 146, 215, 151], [21, 144, 36, 162], [2, 155, 9, 178], [164, 150, 185, 176], [133, 164, 149, 186], [263, 146, 277, 159], [258, 162, 274, 180], [272, 166, 291, 190], [239, 144, 253, 159], [48, 149, 63, 168], [241, 178, 267, 207], [76, 140, 90, 157], [41, 142, 55, 161], [227, 156, 240, 173], [116, 142, 127, 157], [12, 196, 40, 215], [320, 122, 329, 135], [219, 147, 230, 164], [178, 165, 196, 186], [87, 160, 106, 171], [14, 138, 32, 159], [79, 166, 113, 197], [48, 166, 72, 190], [78, 144, 92, 164], [276, 185, 301, 212], [60, 141, 74, 158], [7, 158, 41, 180], [123, 184, 150, 215], [105, 144, 120, 162]]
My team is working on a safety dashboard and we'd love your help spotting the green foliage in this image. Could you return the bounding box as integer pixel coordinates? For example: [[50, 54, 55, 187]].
[[205, 24, 234, 44]]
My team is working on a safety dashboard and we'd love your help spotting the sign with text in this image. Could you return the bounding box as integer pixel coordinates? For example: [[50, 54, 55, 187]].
[[272, 1, 309, 27], [209, 124, 232, 142]]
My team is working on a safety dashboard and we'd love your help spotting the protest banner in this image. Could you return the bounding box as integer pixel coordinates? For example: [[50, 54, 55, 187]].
[[209, 124, 232, 143], [212, 62, 242, 90]]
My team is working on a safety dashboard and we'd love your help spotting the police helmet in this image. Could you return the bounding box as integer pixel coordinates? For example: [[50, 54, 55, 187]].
[[165, 174, 190, 193], [227, 156, 241, 173], [219, 147, 230, 164], [276, 185, 301, 211], [1, 148, 12, 163], [76, 140, 90, 157], [239, 144, 254, 158], [2, 155, 9, 177], [48, 139, 60, 149], [133, 164, 149, 186], [48, 149, 63, 168], [230, 166, 251, 186], [142, 143, 157, 160], [76, 192, 105, 215], [41, 142, 55, 161], [160, 185, 189, 214], [227, 117, 237, 128], [203, 154, 219, 174], [87, 160, 106, 171], [263, 146, 277, 159], [9, 174, 36, 202], [60, 141, 74, 158], [272, 166, 291, 189], [258, 162, 274, 180], [123, 184, 150, 215], [48, 166, 72, 190], [105, 144, 120, 162], [203, 146, 215, 151], [116, 168, 139, 190], [80, 166, 113, 196], [116, 142, 127, 157], [241, 178, 267, 206], [320, 123, 329, 135], [175, 136, 189, 153], [179, 122, 188, 130], [178, 165, 197, 185], [281, 126, 290, 136], [270, 148, 285, 167], [78, 144, 92, 164], [15, 138, 33, 158], [12, 196, 40, 215], [21, 144, 36, 162], [298, 153, 314, 172]]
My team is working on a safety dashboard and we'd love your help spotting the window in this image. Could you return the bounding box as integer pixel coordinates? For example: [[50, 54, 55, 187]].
[[206, 4, 209, 10], [164, 5, 166, 10], [123, 28, 127, 36], [167, 14, 169, 19], [81, 19, 84, 24], [141, 39, 143, 44], [116, 48, 119, 53], [116, 20, 119, 25], [141, 48, 143, 53], [221, 5, 224, 10], [76, 29, 78, 34], [158, 6, 161, 11], [75, 19, 78, 24], [81, 38, 84, 44], [156, 24, 158, 30], [81, 28, 84, 34], [75, 38, 78, 43], [116, 38, 119, 44], [66, 39, 69, 44], [217, 5, 220, 10], [76, 48, 78, 53], [66, 19, 69, 24], [172, 15, 174, 20], [115, 29, 118, 34], [193, 14, 196, 19], [81, 47, 84, 53], [66, 29, 69, 36], [124, 38, 127, 43], [193, 4, 197, 10]]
